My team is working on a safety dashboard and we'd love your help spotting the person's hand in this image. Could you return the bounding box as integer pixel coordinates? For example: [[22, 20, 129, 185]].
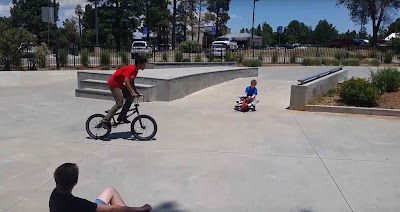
[[131, 92, 139, 97], [142, 204, 152, 211]]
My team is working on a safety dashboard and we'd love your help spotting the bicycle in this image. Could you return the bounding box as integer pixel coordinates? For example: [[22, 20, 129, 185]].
[[85, 94, 158, 141]]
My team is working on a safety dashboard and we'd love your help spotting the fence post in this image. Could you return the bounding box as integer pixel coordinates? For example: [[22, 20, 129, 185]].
[[316, 46, 319, 57], [284, 48, 286, 64]]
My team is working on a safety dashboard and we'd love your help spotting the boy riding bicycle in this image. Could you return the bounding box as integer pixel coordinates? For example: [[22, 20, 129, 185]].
[[102, 57, 147, 125]]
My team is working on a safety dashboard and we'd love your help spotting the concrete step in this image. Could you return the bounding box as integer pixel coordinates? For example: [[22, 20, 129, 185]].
[[79, 79, 155, 91], [75, 84, 156, 102]]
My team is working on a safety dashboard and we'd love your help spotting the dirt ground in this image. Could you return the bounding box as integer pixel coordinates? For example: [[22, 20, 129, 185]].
[[311, 90, 400, 110]]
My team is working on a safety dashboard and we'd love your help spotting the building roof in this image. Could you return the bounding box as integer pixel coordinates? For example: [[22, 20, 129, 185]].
[[223, 33, 262, 39]]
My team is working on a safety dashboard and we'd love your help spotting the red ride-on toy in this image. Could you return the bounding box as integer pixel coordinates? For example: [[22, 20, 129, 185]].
[[234, 96, 256, 112]]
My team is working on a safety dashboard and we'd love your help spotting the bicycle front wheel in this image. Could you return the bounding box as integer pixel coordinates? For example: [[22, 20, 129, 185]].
[[86, 114, 111, 140], [131, 115, 157, 141]]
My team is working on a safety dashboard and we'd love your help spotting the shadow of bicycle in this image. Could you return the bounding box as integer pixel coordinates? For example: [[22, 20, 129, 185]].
[[152, 201, 187, 212]]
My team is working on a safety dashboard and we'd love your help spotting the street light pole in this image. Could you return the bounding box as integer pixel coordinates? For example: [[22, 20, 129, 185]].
[[251, 0, 258, 58]]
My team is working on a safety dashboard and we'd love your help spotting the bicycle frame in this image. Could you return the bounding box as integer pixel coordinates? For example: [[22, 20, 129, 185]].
[[109, 96, 143, 126]]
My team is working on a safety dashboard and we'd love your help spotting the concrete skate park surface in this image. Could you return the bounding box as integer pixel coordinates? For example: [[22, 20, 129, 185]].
[[1, 66, 400, 212]]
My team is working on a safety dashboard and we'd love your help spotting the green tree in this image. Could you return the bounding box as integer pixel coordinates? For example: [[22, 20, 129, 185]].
[[176, 1, 189, 43], [0, 24, 37, 70], [387, 18, 400, 36], [240, 28, 245, 33], [285, 20, 313, 44], [59, 18, 79, 48], [85, 0, 143, 49], [205, 0, 231, 36], [10, 0, 59, 45], [337, 0, 400, 46], [314, 19, 339, 45], [255, 24, 262, 36], [358, 25, 368, 39], [143, 0, 171, 45], [261, 22, 273, 45]]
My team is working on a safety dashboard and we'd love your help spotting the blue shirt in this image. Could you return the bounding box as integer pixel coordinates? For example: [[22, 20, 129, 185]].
[[245, 86, 258, 97]]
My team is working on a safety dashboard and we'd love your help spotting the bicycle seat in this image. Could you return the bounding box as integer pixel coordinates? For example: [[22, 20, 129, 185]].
[[105, 110, 110, 113]]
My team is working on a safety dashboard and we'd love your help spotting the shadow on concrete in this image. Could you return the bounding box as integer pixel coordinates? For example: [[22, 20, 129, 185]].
[[152, 201, 187, 212]]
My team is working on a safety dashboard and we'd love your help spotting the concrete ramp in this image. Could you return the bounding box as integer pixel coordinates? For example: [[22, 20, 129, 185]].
[[75, 66, 258, 102]]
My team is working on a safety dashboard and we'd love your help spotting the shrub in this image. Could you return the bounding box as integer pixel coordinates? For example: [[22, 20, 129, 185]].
[[366, 58, 380, 66], [212, 58, 222, 62], [321, 57, 340, 66], [101, 65, 111, 70], [370, 67, 400, 93], [100, 49, 111, 66], [179, 40, 202, 53], [341, 58, 360, 66], [35, 43, 50, 68], [182, 58, 191, 62], [81, 48, 89, 67], [162, 51, 168, 62], [242, 59, 262, 67], [119, 51, 129, 65], [175, 51, 183, 62], [271, 51, 278, 63], [234, 52, 244, 63], [59, 49, 68, 67], [225, 51, 235, 62], [290, 51, 296, 63], [338, 77, 379, 107], [384, 51, 393, 64], [302, 57, 322, 66]]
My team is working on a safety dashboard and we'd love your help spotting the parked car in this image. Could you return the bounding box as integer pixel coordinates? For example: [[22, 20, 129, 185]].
[[210, 43, 227, 58], [19, 42, 38, 58], [328, 38, 361, 48], [131, 41, 152, 58]]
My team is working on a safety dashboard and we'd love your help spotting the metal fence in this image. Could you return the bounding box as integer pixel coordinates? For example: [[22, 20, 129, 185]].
[[7, 45, 400, 70]]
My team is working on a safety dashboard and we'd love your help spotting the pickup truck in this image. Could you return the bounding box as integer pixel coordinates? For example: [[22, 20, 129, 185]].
[[212, 36, 238, 51]]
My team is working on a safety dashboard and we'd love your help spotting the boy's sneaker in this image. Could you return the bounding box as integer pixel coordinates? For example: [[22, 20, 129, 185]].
[[117, 117, 131, 124]]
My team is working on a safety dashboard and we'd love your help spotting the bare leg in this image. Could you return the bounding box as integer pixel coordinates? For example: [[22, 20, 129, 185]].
[[96, 187, 126, 206]]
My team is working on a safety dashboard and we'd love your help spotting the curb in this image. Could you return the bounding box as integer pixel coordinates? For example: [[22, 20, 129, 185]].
[[305, 105, 400, 118]]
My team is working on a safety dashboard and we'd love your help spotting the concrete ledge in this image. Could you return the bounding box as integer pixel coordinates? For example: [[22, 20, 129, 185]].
[[289, 68, 348, 110], [146, 62, 237, 69], [305, 105, 400, 117]]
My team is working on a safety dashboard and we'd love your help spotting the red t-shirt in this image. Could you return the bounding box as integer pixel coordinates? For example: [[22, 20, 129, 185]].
[[107, 65, 138, 88]]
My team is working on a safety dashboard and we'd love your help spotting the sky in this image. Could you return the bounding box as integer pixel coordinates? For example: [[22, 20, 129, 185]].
[[0, 0, 398, 35]]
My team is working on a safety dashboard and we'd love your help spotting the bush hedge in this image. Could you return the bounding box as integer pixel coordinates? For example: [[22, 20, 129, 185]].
[[341, 58, 360, 66], [338, 77, 379, 107], [242, 59, 262, 67], [370, 67, 400, 94], [302, 57, 322, 66]]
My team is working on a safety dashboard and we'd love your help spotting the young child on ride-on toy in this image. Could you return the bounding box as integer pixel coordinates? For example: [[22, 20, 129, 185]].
[[235, 79, 259, 112]]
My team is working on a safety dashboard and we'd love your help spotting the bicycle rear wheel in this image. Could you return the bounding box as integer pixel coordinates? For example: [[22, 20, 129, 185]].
[[131, 115, 157, 141], [86, 114, 111, 140]]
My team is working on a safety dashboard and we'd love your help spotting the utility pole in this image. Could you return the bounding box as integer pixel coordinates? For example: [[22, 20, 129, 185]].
[[54, 0, 59, 69], [172, 0, 176, 49], [95, 0, 99, 46], [251, 0, 258, 58]]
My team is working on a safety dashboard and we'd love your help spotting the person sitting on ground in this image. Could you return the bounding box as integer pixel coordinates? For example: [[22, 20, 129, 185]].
[[49, 163, 152, 212], [102, 57, 147, 125], [244, 79, 259, 107]]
